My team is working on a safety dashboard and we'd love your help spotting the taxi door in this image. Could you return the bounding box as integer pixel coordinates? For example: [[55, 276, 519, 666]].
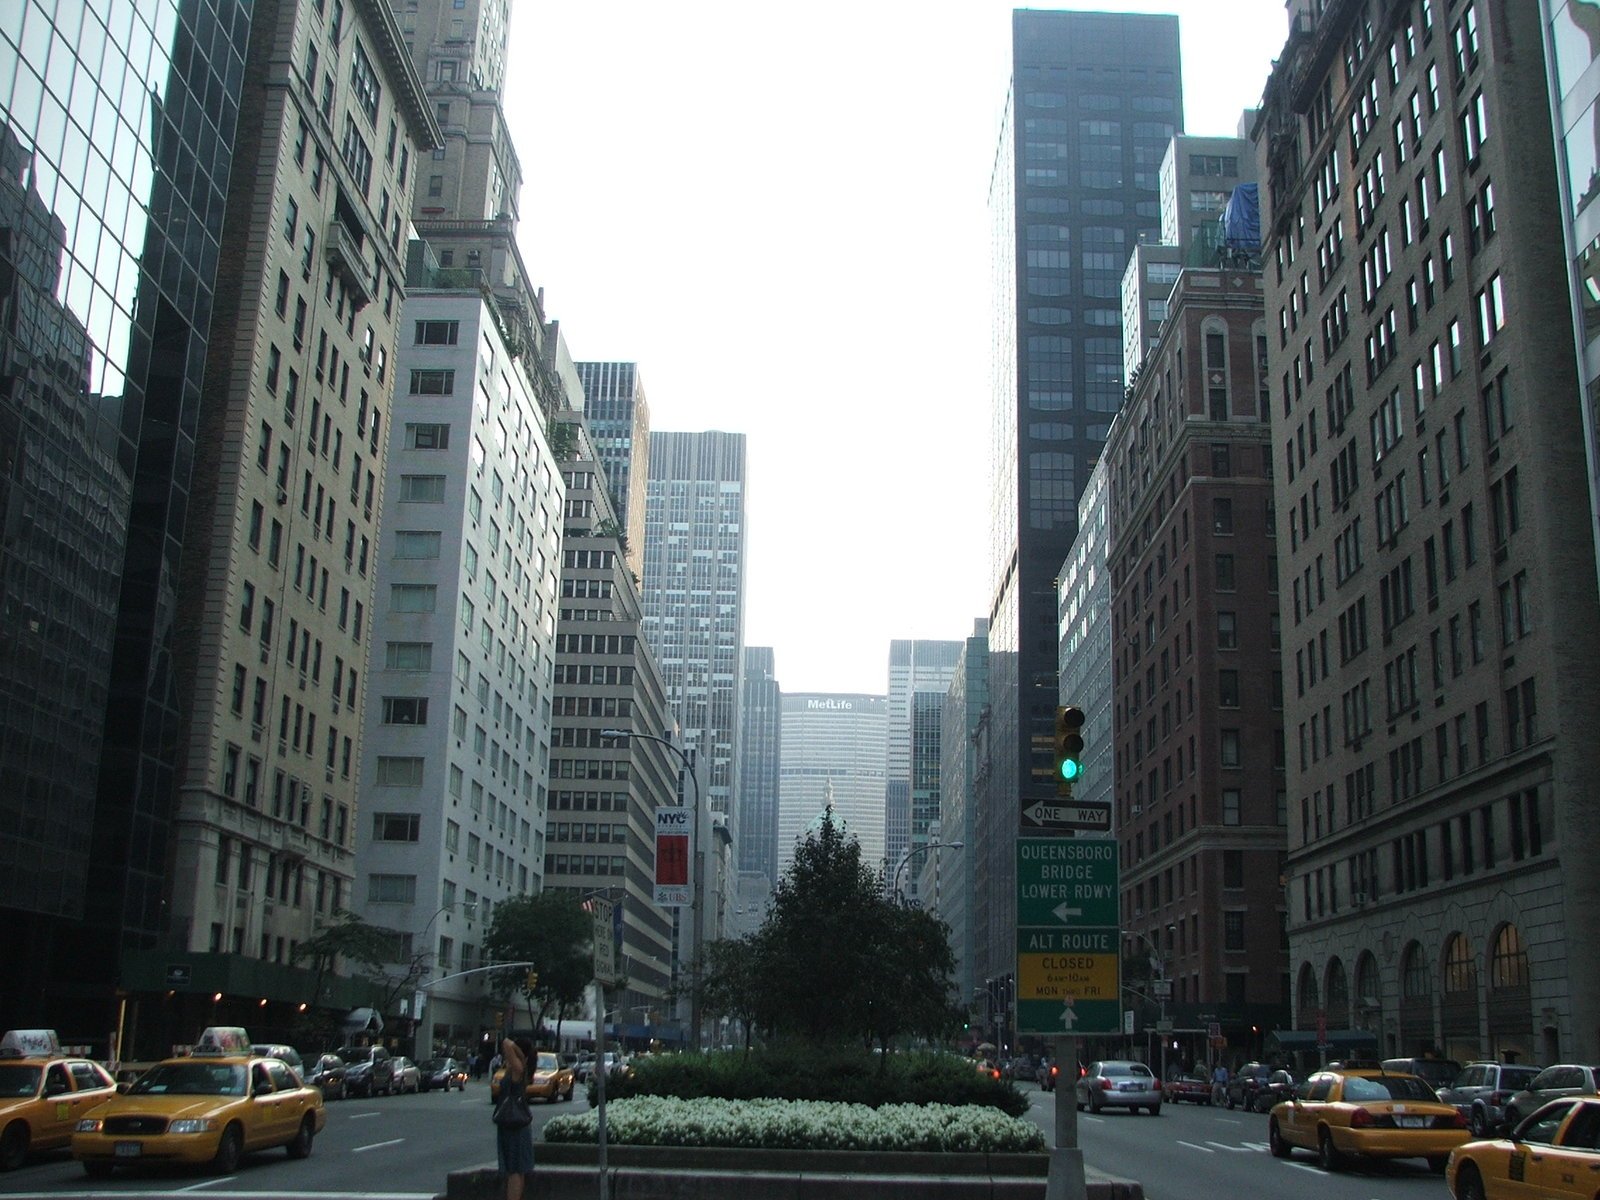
[[57, 1062, 115, 1146], [1527, 1101, 1600, 1200], [1503, 1101, 1579, 1200], [35, 1063, 77, 1147], [247, 1063, 291, 1148], [1282, 1075, 1332, 1149], [266, 1061, 308, 1139]]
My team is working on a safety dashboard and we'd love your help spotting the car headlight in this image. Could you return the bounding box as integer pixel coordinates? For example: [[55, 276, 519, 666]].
[[167, 1118, 219, 1134], [76, 1118, 103, 1133]]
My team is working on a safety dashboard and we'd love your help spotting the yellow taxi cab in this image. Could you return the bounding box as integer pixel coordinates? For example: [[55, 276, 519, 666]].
[[1268, 1065, 1471, 1172], [1446, 1095, 1600, 1200], [490, 1051, 575, 1103], [71, 1027, 325, 1176], [0, 1030, 117, 1170]]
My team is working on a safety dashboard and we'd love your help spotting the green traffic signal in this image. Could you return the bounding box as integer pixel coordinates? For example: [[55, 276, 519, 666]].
[[1060, 758, 1081, 782], [1054, 705, 1085, 794]]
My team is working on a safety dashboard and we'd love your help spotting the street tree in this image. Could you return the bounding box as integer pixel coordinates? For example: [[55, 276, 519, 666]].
[[695, 930, 774, 1050], [483, 892, 591, 1034], [859, 901, 960, 1054]]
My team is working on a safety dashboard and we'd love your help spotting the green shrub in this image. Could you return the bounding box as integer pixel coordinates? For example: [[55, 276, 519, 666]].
[[590, 1046, 1026, 1118]]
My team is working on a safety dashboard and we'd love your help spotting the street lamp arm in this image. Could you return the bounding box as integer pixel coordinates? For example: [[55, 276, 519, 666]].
[[890, 841, 965, 901]]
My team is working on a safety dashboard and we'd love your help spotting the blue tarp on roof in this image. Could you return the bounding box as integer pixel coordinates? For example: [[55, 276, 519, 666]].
[[1221, 183, 1260, 252]]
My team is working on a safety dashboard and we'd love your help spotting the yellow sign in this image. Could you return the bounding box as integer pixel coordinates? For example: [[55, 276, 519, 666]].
[[1018, 952, 1118, 1001]]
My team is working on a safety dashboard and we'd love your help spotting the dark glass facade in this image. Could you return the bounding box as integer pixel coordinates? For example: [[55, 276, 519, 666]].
[[979, 9, 1182, 997], [0, 0, 248, 1033]]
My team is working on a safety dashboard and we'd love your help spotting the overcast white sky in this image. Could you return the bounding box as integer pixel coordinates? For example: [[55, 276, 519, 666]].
[[503, 1, 1288, 695]]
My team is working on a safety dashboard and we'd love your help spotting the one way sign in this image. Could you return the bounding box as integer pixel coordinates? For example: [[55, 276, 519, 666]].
[[1020, 797, 1111, 833]]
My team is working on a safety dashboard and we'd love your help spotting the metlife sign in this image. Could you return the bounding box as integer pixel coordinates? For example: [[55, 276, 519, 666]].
[[654, 806, 691, 907]]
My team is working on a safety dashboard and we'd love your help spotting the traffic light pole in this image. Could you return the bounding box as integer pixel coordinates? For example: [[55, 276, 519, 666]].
[[1047, 1033, 1086, 1200]]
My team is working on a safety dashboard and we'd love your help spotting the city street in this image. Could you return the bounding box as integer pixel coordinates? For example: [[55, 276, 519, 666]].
[[0, 1081, 579, 1199], [1022, 1085, 1451, 1200]]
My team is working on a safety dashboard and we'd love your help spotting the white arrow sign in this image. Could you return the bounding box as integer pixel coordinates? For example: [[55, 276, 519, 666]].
[[1052, 903, 1084, 921], [1060, 999, 1077, 1030]]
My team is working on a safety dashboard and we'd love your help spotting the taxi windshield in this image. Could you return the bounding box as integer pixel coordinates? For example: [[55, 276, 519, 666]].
[[128, 1062, 248, 1096], [1343, 1075, 1438, 1103], [0, 1065, 41, 1097], [535, 1053, 560, 1072]]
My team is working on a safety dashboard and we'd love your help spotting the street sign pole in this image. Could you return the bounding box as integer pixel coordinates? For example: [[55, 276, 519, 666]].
[[1048, 1033, 1086, 1200]]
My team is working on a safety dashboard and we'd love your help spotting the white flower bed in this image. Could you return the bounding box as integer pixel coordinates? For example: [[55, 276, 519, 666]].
[[542, 1096, 1046, 1153]]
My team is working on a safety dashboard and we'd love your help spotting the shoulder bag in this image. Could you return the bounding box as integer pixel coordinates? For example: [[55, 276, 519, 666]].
[[493, 1075, 532, 1129]]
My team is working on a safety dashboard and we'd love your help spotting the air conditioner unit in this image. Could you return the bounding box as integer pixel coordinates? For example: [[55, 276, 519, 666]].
[[276, 486, 289, 506], [1352, 889, 1366, 906], [1131, 804, 1143, 815]]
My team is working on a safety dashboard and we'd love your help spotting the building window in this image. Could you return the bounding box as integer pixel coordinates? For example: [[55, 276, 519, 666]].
[[381, 697, 429, 725], [367, 873, 417, 903]]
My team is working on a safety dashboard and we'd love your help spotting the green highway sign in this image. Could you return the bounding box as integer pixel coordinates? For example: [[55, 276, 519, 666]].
[[1015, 837, 1120, 1036], [1016, 837, 1119, 927]]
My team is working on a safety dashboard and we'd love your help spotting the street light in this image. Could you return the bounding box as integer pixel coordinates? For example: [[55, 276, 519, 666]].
[[1123, 926, 1176, 1081], [889, 841, 964, 904], [600, 728, 703, 1051]]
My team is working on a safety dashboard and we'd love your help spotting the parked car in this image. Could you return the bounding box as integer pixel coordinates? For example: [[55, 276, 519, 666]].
[[1437, 1061, 1544, 1137], [1267, 1067, 1468, 1172], [1446, 1096, 1600, 1200], [420, 1057, 467, 1092], [573, 1052, 622, 1085], [1381, 1056, 1463, 1093], [1250, 1069, 1302, 1113], [1500, 1063, 1600, 1130], [391, 1057, 421, 1094], [1224, 1062, 1277, 1110], [1076, 1060, 1161, 1115], [1163, 1072, 1213, 1105], [303, 1053, 347, 1101], [250, 1044, 304, 1075], [334, 1044, 394, 1098]]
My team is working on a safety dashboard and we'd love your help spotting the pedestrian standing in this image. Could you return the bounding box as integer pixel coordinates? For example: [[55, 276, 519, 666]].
[[1211, 1060, 1230, 1106], [495, 1036, 535, 1200]]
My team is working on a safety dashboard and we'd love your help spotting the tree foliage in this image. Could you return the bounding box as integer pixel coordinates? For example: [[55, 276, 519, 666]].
[[483, 891, 592, 1034], [695, 810, 959, 1049]]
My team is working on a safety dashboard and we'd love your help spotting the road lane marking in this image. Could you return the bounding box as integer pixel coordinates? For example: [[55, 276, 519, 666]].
[[349, 1109, 383, 1118], [176, 1180, 228, 1192], [353, 1137, 406, 1153], [1204, 1140, 1254, 1152], [1177, 1140, 1215, 1153], [1244, 1142, 1271, 1151], [1286, 1161, 1322, 1174]]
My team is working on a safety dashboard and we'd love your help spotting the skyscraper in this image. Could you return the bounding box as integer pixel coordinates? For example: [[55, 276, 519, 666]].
[[884, 639, 963, 880], [936, 621, 989, 1011], [0, 0, 253, 1034], [574, 361, 651, 578], [979, 6, 1182, 1007], [776, 694, 888, 877], [642, 430, 747, 949], [738, 646, 782, 892]]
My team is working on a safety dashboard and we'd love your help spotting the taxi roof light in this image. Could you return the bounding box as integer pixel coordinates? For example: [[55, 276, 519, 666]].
[[193, 1026, 252, 1056], [0, 1029, 60, 1059]]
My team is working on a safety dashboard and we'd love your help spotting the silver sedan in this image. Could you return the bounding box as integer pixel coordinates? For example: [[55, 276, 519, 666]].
[[1076, 1060, 1163, 1115]]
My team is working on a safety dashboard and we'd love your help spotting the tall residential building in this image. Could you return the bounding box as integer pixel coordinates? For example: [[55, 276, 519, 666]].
[[776, 694, 888, 876], [641, 430, 747, 953], [0, 0, 252, 1036], [1106, 266, 1286, 1052], [127, 0, 437, 1053], [356, 271, 564, 1056], [884, 639, 963, 879], [1259, 0, 1600, 1064], [980, 6, 1183, 1011], [548, 410, 677, 1045], [1057, 451, 1114, 816], [738, 646, 782, 891], [574, 362, 651, 578], [935, 621, 989, 1012]]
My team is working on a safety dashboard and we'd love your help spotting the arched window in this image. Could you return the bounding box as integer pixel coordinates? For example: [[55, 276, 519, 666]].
[[1324, 957, 1350, 1026], [1443, 934, 1476, 994], [1297, 962, 1320, 1026], [1401, 942, 1430, 998], [1490, 925, 1529, 989]]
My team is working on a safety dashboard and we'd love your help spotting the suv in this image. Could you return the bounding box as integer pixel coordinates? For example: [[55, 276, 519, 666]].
[[334, 1044, 395, 1097], [1502, 1064, 1600, 1130], [1438, 1061, 1543, 1136], [1381, 1057, 1462, 1092], [1224, 1062, 1276, 1110]]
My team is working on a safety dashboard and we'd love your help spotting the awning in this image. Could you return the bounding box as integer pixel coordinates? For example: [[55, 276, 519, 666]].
[[1267, 1028, 1378, 1051]]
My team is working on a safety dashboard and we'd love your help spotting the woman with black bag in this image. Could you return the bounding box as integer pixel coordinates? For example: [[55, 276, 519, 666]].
[[493, 1036, 535, 1199]]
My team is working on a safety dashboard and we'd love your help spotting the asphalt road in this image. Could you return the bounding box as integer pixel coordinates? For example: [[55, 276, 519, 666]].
[[0, 1079, 582, 1199], [1023, 1085, 1453, 1200]]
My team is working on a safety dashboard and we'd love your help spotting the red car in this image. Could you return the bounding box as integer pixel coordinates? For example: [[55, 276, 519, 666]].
[[1163, 1072, 1214, 1105]]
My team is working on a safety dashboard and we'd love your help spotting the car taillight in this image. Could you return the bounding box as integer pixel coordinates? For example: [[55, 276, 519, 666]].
[[1350, 1107, 1374, 1128], [1447, 1110, 1469, 1128], [1050, 1066, 1059, 1078], [1099, 1078, 1113, 1090]]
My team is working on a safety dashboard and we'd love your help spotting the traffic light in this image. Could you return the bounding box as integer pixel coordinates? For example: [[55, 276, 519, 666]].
[[1054, 705, 1085, 796], [525, 970, 539, 992]]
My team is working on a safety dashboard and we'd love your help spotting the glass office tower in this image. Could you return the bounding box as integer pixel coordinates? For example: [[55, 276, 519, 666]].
[[979, 8, 1182, 997], [0, 0, 251, 1034]]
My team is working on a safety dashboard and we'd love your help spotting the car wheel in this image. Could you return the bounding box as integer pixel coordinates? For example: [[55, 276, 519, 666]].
[[1075, 1092, 1085, 1112], [1317, 1127, 1344, 1172], [1149, 1104, 1161, 1116], [1268, 1117, 1292, 1159], [212, 1124, 244, 1174], [1469, 1106, 1489, 1138], [563, 1082, 574, 1102], [286, 1115, 315, 1160], [0, 1121, 29, 1172], [82, 1161, 115, 1179], [1455, 1163, 1487, 1200]]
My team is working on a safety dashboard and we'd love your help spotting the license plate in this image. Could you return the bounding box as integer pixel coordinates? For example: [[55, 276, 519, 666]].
[[1396, 1117, 1426, 1128], [114, 1141, 143, 1158], [1120, 1083, 1143, 1091]]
